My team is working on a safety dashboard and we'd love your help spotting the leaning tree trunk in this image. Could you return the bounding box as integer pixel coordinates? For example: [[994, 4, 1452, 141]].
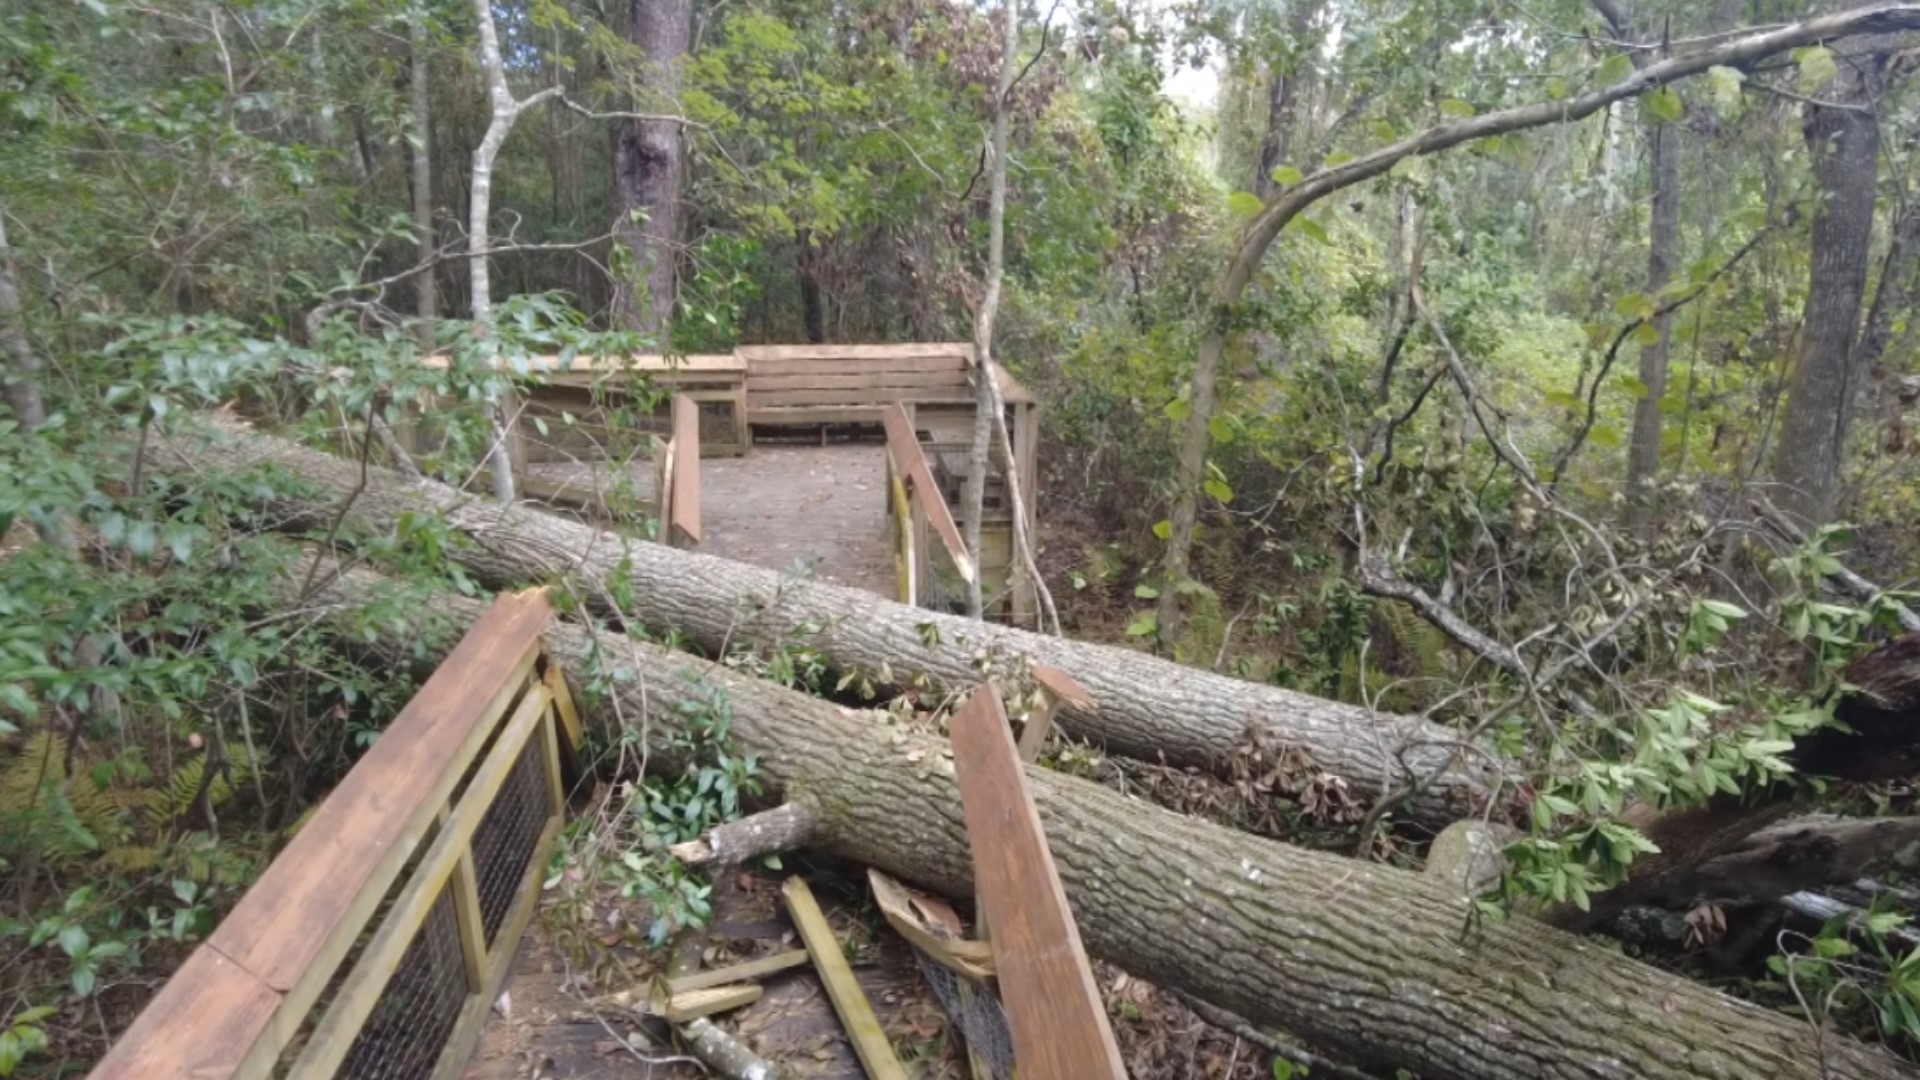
[[153, 414, 1501, 825], [288, 558, 1913, 1080], [1625, 108, 1679, 526], [610, 0, 689, 335]]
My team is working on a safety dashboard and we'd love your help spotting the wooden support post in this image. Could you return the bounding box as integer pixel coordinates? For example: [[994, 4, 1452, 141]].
[[950, 684, 1125, 1080], [781, 877, 908, 1080], [1017, 665, 1092, 763]]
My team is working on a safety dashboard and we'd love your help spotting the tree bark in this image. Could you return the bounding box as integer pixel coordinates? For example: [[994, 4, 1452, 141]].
[[1860, 199, 1920, 374], [1155, 4, 1920, 641], [1251, 1, 1320, 200], [291, 560, 1915, 1080], [611, 0, 689, 336], [152, 414, 1499, 826], [0, 211, 50, 433], [1770, 32, 1888, 525], [468, 0, 558, 503], [961, 0, 1018, 621], [409, 2, 437, 354], [1625, 113, 1680, 524]]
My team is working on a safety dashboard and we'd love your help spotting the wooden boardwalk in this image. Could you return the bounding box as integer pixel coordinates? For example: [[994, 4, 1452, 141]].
[[525, 442, 895, 597]]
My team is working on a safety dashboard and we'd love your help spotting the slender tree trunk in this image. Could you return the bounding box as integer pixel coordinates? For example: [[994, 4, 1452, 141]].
[[1625, 108, 1680, 526], [469, 0, 559, 503], [296, 560, 1915, 1080], [797, 230, 826, 344], [0, 212, 50, 434], [1154, 6, 1920, 643], [961, 0, 1018, 620], [611, 0, 689, 336], [409, 2, 437, 353], [1859, 197, 1920, 374], [152, 414, 1500, 825], [1771, 44, 1886, 524]]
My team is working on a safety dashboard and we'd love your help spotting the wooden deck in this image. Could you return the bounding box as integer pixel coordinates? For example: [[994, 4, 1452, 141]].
[[526, 442, 894, 597]]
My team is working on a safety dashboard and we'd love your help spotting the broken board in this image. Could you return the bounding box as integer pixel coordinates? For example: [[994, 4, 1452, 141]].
[[949, 684, 1126, 1080]]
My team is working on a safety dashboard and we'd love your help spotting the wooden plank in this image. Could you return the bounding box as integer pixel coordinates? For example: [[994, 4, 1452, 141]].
[[663, 984, 765, 1022], [745, 354, 969, 376], [869, 870, 994, 984], [86, 946, 283, 1080], [749, 386, 978, 407], [422, 352, 744, 375], [737, 343, 971, 362], [544, 663, 585, 753], [881, 405, 974, 585], [209, 591, 552, 997], [284, 684, 553, 1080], [949, 686, 1126, 1080], [781, 877, 910, 1080], [746, 406, 888, 426], [665, 950, 811, 995], [991, 361, 1034, 405], [669, 394, 701, 546], [746, 371, 971, 392]]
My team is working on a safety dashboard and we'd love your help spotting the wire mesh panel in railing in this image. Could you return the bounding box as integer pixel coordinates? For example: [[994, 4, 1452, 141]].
[[473, 733, 554, 945], [334, 886, 469, 1080]]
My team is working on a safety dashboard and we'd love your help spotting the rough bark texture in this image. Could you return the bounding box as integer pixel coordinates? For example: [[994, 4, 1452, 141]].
[[1156, 5, 1920, 641], [1689, 815, 1920, 906], [154, 414, 1499, 825], [293, 561, 1915, 1080], [611, 0, 689, 335], [1861, 198, 1920, 375], [1771, 34, 1887, 524]]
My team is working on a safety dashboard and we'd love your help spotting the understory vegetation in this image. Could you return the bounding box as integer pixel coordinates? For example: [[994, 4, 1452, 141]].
[[5, 0, 1920, 1076]]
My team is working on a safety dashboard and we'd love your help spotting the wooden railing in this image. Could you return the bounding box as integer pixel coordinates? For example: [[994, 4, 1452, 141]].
[[654, 393, 702, 547], [881, 403, 974, 606], [91, 590, 581, 1080]]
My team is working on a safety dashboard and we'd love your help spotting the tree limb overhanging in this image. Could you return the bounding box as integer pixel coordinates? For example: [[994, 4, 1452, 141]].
[[1157, 2, 1920, 641]]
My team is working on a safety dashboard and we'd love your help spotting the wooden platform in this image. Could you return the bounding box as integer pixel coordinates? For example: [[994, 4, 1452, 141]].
[[524, 443, 893, 597]]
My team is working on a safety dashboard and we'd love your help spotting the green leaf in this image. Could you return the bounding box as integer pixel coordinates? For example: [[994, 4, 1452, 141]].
[[1795, 46, 1838, 92], [1614, 293, 1656, 320], [1207, 414, 1235, 444], [1546, 76, 1569, 101], [1596, 53, 1634, 87], [1292, 217, 1330, 245], [1642, 86, 1684, 124], [56, 925, 88, 958], [1124, 612, 1158, 638], [1203, 478, 1233, 505], [1133, 583, 1159, 599], [71, 966, 95, 998], [1226, 191, 1264, 218], [1322, 151, 1355, 167], [1545, 390, 1581, 411], [1152, 519, 1172, 541], [1619, 374, 1648, 399], [1268, 165, 1303, 186], [1163, 397, 1190, 423], [1699, 600, 1746, 619], [1589, 424, 1622, 448], [1437, 98, 1476, 118]]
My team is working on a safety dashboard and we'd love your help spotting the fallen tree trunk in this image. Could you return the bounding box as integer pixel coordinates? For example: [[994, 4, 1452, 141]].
[[287, 560, 1911, 1080], [159, 414, 1502, 825]]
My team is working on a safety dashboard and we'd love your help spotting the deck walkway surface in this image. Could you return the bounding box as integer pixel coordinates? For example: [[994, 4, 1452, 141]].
[[526, 442, 894, 597]]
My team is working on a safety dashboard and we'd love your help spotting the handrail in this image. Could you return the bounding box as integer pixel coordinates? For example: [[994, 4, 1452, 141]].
[[881, 403, 975, 585], [90, 590, 581, 1080], [669, 394, 701, 546]]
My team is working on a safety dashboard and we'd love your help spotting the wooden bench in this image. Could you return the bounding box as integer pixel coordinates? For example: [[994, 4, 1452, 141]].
[[420, 353, 750, 458], [739, 344, 977, 428]]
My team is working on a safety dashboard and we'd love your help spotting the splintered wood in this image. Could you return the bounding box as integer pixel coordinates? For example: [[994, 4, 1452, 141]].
[[949, 683, 1126, 1080]]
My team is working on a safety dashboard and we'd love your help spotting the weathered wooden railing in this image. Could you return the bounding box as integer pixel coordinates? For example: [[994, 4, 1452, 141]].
[[91, 590, 581, 1080], [881, 403, 974, 608], [654, 393, 702, 548]]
